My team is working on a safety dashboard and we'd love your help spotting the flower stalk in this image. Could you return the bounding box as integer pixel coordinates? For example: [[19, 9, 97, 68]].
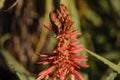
[[37, 4, 88, 80]]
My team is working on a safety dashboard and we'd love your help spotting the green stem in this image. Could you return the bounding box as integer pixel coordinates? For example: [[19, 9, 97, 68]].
[[84, 48, 120, 74], [31, 0, 53, 63]]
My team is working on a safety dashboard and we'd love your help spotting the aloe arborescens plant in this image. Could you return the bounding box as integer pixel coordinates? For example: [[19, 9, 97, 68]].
[[37, 4, 88, 80]]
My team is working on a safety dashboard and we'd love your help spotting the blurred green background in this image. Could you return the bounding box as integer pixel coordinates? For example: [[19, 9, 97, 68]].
[[0, 0, 120, 80]]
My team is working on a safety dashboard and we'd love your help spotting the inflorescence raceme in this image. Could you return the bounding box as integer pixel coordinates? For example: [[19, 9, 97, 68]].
[[37, 4, 88, 80]]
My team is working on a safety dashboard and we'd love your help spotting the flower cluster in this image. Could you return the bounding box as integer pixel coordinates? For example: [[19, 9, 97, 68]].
[[37, 4, 88, 80]]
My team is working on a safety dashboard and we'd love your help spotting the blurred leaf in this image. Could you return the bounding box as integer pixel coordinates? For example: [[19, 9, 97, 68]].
[[0, 34, 36, 80], [0, 34, 11, 48], [84, 48, 120, 74], [4, 0, 19, 12], [107, 62, 120, 80], [31, 0, 53, 63], [31, 11, 39, 19], [84, 9, 102, 27], [99, 0, 110, 13], [0, 49, 36, 80], [107, 72, 117, 80], [47, 34, 57, 52], [0, 0, 5, 9], [110, 0, 120, 13]]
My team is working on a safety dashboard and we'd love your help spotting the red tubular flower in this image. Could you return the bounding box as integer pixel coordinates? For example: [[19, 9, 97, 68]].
[[37, 4, 88, 80]]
